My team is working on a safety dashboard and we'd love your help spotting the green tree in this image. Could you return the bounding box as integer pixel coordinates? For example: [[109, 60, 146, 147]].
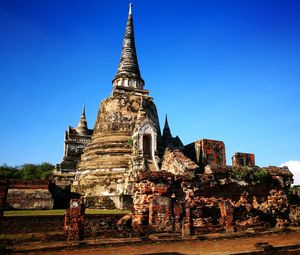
[[20, 164, 38, 180], [0, 164, 21, 179], [0, 162, 54, 180], [36, 162, 54, 180]]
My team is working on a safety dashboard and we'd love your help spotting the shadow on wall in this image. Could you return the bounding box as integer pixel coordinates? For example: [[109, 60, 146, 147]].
[[48, 181, 81, 209]]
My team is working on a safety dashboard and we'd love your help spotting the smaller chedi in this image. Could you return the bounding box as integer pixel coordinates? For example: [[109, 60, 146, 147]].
[[54, 3, 295, 234], [54, 106, 93, 187]]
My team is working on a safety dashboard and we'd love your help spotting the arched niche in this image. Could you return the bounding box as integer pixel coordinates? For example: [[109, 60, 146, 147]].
[[143, 134, 152, 160], [138, 123, 157, 161]]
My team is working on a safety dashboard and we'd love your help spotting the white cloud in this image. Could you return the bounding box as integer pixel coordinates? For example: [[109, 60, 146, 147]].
[[280, 160, 300, 186]]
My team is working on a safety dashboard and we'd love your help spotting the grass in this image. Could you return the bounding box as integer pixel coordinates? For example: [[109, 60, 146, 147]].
[[3, 209, 130, 216]]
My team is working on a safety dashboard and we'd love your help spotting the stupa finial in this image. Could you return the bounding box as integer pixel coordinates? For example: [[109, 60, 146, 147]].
[[112, 1, 144, 89], [129, 2, 133, 14]]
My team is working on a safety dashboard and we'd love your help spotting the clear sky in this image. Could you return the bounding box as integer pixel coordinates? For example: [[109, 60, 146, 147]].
[[0, 0, 299, 181]]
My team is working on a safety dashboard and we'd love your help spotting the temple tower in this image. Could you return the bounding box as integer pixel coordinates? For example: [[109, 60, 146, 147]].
[[72, 3, 161, 209]]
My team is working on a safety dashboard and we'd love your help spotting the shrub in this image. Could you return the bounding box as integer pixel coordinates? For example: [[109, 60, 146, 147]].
[[127, 138, 133, 146], [253, 169, 269, 182], [229, 166, 248, 181]]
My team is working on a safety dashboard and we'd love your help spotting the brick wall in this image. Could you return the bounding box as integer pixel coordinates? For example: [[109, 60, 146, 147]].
[[5, 180, 53, 210], [1, 215, 64, 234], [6, 189, 54, 210], [0, 178, 9, 217], [9, 179, 48, 189], [0, 214, 129, 237]]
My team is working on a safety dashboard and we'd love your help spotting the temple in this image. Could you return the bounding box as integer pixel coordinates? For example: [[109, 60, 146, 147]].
[[54, 3, 296, 234]]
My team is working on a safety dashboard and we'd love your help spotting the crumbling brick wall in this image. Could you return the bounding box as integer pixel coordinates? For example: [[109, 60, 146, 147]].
[[5, 180, 54, 210], [0, 214, 130, 237], [132, 171, 184, 233], [131, 165, 292, 236]]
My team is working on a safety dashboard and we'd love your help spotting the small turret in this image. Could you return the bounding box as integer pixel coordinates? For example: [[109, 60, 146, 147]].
[[162, 114, 173, 144]]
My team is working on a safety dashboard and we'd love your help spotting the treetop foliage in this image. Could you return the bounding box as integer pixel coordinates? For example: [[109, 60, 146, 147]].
[[0, 162, 54, 180]]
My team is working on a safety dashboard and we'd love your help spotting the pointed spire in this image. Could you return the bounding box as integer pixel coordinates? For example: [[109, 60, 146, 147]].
[[164, 114, 170, 130], [81, 104, 86, 117], [77, 105, 88, 134], [163, 114, 173, 140], [112, 2, 144, 89]]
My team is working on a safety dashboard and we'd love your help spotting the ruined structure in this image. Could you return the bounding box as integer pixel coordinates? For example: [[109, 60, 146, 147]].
[[54, 106, 93, 187], [53, 3, 297, 234]]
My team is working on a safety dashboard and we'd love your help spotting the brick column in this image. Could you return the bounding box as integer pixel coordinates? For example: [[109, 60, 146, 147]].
[[0, 178, 9, 231], [0, 178, 9, 217]]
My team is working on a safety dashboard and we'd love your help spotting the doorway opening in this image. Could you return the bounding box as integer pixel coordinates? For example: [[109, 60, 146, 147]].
[[143, 134, 152, 160]]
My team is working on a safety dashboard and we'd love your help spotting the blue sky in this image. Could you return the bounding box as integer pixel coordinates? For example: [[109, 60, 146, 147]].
[[0, 0, 299, 178]]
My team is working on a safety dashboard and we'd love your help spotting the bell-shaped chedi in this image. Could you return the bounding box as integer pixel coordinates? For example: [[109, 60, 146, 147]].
[[72, 4, 161, 209]]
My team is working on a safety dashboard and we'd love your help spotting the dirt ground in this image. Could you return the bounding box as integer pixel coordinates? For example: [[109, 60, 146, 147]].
[[29, 232, 300, 255]]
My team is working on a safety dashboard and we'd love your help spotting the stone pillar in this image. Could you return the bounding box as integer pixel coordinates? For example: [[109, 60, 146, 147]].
[[64, 198, 85, 241], [149, 199, 154, 226], [173, 202, 183, 232], [182, 206, 191, 237], [219, 201, 235, 233]]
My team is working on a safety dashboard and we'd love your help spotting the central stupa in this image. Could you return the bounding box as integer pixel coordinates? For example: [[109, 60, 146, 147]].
[[72, 4, 162, 209]]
